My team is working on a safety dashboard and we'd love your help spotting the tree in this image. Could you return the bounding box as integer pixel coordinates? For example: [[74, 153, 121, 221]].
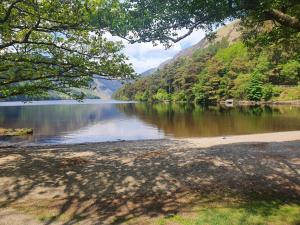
[[153, 88, 170, 102], [0, 0, 135, 99], [101, 0, 299, 47]]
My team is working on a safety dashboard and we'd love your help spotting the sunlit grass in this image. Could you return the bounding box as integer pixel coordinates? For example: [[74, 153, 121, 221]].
[[154, 201, 300, 225], [273, 85, 300, 101]]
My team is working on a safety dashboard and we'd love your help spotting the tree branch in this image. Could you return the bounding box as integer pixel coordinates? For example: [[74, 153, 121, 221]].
[[0, 0, 23, 23], [167, 27, 196, 42], [266, 9, 300, 31]]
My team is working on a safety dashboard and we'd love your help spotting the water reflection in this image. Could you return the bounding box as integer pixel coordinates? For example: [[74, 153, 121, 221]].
[[0, 101, 163, 144], [117, 103, 300, 137], [0, 101, 299, 145]]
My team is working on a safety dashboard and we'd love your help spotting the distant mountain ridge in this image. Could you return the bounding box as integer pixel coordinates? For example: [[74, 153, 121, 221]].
[[140, 68, 157, 77], [3, 77, 122, 101], [90, 77, 122, 99]]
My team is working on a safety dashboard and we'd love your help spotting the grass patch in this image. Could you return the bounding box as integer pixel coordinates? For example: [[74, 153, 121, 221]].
[[0, 128, 33, 136], [154, 201, 300, 225], [272, 85, 300, 101]]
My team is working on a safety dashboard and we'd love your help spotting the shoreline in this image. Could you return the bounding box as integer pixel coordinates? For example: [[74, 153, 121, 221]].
[[1, 130, 299, 149], [2, 99, 299, 107], [131, 99, 300, 106], [178, 130, 300, 148], [232, 99, 300, 106], [0, 130, 299, 224]]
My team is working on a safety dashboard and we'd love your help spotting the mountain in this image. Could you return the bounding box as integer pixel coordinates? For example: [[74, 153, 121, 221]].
[[3, 77, 122, 101], [158, 20, 241, 70], [90, 77, 123, 99], [114, 20, 300, 103], [140, 68, 157, 77], [119, 21, 240, 89]]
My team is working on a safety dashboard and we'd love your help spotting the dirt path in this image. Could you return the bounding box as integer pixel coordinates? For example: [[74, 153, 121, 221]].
[[0, 132, 299, 224]]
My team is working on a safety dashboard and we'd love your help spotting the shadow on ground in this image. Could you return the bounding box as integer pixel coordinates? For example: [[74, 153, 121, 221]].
[[0, 139, 299, 224]]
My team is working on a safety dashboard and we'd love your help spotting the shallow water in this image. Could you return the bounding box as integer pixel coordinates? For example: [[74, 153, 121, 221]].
[[0, 100, 299, 145]]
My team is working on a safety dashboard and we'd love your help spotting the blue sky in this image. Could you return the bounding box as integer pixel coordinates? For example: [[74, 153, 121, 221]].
[[107, 29, 206, 74]]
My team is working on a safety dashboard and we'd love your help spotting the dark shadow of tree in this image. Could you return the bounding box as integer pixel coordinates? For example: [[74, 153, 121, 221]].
[[0, 139, 299, 224]]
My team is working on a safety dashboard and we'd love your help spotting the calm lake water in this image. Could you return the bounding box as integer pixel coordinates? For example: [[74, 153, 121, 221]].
[[0, 99, 300, 145]]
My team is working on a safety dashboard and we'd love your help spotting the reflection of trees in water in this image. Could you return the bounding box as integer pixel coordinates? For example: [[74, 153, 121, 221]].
[[0, 104, 122, 136], [117, 103, 300, 137]]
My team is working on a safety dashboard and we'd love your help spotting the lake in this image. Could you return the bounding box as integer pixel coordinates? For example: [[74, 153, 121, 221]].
[[0, 99, 300, 145]]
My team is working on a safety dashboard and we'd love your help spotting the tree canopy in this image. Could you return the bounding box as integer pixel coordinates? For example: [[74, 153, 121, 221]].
[[102, 0, 299, 47], [0, 0, 135, 99], [114, 38, 300, 103]]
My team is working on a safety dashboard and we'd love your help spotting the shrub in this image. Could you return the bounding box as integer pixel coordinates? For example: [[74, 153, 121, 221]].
[[246, 72, 266, 101], [262, 84, 273, 101], [279, 60, 300, 85], [172, 91, 187, 102], [134, 91, 144, 101], [232, 74, 251, 99], [153, 89, 171, 101]]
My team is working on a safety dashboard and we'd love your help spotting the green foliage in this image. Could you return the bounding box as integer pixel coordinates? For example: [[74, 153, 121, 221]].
[[104, 0, 300, 49], [172, 91, 187, 102], [193, 38, 229, 60], [262, 84, 274, 101], [155, 201, 300, 225], [246, 72, 265, 101], [134, 91, 151, 101], [192, 74, 220, 105], [279, 60, 300, 85], [153, 89, 170, 102], [115, 36, 300, 104], [0, 0, 135, 100], [134, 91, 144, 101], [245, 72, 276, 101], [103, 0, 300, 106], [273, 85, 300, 101], [215, 42, 248, 64], [232, 74, 251, 99]]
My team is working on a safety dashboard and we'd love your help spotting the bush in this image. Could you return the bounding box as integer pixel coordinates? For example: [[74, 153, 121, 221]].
[[153, 89, 171, 101], [232, 74, 251, 99], [134, 91, 151, 101], [172, 91, 187, 102], [279, 60, 300, 85], [262, 84, 273, 101], [134, 91, 144, 101], [246, 72, 266, 101]]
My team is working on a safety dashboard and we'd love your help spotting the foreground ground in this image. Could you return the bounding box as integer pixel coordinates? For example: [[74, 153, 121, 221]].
[[0, 131, 299, 225]]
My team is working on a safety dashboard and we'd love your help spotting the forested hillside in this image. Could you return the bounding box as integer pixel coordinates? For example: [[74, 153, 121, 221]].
[[114, 23, 300, 104]]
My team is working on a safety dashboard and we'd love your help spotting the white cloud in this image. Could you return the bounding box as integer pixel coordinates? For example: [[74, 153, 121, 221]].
[[106, 29, 206, 73]]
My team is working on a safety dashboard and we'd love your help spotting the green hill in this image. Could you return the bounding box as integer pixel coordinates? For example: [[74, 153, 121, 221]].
[[114, 22, 300, 104]]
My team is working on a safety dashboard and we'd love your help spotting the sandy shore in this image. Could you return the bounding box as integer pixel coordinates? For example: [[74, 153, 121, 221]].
[[0, 131, 299, 225], [180, 130, 300, 148]]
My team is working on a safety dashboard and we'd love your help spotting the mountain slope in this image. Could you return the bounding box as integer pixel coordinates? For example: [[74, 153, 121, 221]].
[[114, 21, 300, 103], [158, 20, 241, 70], [90, 77, 123, 99], [4, 78, 122, 101], [140, 68, 157, 77]]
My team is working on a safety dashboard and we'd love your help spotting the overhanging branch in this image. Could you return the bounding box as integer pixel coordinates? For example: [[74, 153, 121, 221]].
[[266, 9, 300, 31], [0, 0, 23, 23]]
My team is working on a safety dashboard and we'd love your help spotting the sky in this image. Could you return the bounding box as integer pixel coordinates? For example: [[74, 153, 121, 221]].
[[107, 29, 206, 74]]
